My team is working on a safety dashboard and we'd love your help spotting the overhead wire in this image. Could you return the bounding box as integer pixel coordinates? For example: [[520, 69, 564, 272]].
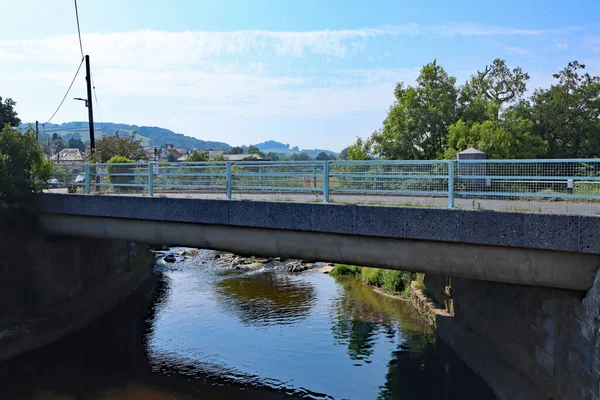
[[43, 57, 85, 124], [73, 0, 84, 58]]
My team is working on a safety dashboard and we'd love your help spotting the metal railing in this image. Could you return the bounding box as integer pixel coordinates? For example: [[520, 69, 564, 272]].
[[48, 159, 600, 215]]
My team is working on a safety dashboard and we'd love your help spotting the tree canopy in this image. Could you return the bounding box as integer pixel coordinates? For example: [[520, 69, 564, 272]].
[[349, 59, 600, 160], [188, 149, 209, 162], [91, 130, 146, 163], [0, 125, 52, 204], [0, 97, 20, 128]]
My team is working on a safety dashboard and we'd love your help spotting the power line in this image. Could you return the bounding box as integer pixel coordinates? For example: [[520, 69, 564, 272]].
[[73, 0, 84, 58], [44, 57, 84, 124]]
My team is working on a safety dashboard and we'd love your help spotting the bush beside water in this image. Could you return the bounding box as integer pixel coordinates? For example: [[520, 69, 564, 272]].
[[331, 264, 415, 296]]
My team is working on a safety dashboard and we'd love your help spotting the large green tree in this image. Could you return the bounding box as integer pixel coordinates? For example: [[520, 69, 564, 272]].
[[0, 97, 21, 127], [444, 59, 535, 158], [369, 60, 458, 159], [0, 125, 52, 204], [91, 130, 146, 163], [530, 61, 600, 158]]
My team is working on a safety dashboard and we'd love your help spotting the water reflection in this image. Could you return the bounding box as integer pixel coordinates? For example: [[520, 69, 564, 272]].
[[0, 260, 496, 400], [214, 271, 317, 327]]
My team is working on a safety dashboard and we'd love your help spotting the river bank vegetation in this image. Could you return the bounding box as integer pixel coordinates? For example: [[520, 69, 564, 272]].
[[330, 264, 425, 297]]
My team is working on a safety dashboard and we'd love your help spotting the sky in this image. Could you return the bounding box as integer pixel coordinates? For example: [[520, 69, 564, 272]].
[[1, 0, 599, 151]]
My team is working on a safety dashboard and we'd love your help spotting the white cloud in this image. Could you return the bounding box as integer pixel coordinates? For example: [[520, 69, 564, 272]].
[[0, 23, 576, 68], [0, 48, 24, 62], [505, 46, 530, 55], [0, 23, 584, 148], [556, 40, 569, 50], [582, 37, 600, 52]]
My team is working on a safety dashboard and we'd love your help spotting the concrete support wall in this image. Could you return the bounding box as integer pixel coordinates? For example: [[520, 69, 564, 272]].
[[426, 272, 600, 400], [0, 208, 153, 362]]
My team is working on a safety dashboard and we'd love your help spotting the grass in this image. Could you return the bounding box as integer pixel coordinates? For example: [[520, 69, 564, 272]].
[[331, 264, 414, 296]]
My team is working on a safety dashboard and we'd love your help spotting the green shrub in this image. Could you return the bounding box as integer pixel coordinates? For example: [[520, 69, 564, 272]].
[[361, 267, 383, 286], [381, 270, 414, 294], [330, 264, 362, 276], [107, 155, 135, 189], [0, 125, 52, 204]]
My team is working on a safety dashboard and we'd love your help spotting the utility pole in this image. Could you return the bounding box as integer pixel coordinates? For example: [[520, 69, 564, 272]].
[[85, 55, 95, 151], [35, 120, 39, 142]]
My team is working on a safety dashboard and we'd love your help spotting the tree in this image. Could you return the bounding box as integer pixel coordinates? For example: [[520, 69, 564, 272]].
[[530, 61, 600, 158], [91, 130, 146, 163], [247, 145, 260, 154], [338, 147, 349, 160], [347, 137, 371, 160], [0, 97, 20, 127], [290, 152, 311, 161], [0, 125, 52, 204], [266, 152, 280, 161], [472, 58, 530, 120], [369, 60, 458, 159], [212, 154, 227, 161], [316, 152, 334, 160], [446, 59, 535, 158], [188, 149, 209, 162], [445, 115, 546, 159], [68, 137, 86, 151], [229, 146, 244, 154]]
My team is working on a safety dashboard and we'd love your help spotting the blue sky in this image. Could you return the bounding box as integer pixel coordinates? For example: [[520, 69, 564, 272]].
[[1, 0, 599, 151]]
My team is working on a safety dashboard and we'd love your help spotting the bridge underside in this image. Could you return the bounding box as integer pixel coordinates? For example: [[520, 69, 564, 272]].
[[38, 213, 598, 291]]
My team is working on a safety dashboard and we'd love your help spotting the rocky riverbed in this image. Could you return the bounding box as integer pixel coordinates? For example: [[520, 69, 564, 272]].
[[152, 247, 335, 274]]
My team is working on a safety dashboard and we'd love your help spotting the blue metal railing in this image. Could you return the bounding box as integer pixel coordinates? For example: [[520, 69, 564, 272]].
[[48, 159, 600, 213]]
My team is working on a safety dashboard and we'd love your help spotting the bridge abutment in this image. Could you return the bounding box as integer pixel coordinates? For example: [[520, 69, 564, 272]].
[[0, 207, 153, 362], [425, 271, 600, 400]]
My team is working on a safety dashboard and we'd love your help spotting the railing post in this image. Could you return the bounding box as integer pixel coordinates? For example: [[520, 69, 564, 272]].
[[84, 163, 90, 194], [226, 162, 232, 199], [448, 160, 455, 208], [259, 165, 263, 188], [148, 162, 154, 197], [323, 161, 330, 203]]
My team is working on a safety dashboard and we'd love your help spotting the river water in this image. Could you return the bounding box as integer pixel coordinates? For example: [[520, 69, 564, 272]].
[[0, 249, 496, 399]]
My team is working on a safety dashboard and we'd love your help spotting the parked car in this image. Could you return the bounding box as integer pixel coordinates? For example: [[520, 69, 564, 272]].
[[74, 174, 86, 184], [47, 178, 59, 184]]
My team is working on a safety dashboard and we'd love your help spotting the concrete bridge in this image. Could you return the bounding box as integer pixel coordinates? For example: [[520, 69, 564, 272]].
[[36, 193, 600, 291]]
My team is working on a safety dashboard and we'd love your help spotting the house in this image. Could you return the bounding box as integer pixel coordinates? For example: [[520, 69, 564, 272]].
[[176, 148, 189, 157], [52, 148, 85, 164], [159, 147, 182, 160], [208, 150, 225, 158], [222, 153, 264, 161]]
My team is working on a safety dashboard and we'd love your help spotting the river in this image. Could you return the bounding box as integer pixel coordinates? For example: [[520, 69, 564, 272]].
[[0, 249, 496, 399]]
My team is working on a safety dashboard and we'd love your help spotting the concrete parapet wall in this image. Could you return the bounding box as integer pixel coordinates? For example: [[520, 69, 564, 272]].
[[35, 194, 600, 254]]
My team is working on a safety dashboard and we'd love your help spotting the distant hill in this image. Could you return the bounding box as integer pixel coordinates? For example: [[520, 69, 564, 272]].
[[25, 122, 230, 150], [26, 122, 339, 157], [253, 140, 338, 158]]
